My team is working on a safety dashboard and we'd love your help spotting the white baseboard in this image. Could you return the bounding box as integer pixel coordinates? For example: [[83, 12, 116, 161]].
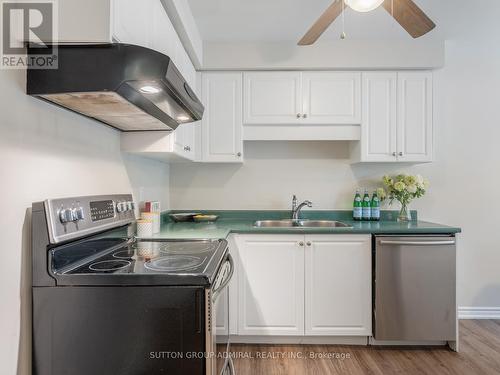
[[458, 307, 500, 319], [231, 335, 368, 345]]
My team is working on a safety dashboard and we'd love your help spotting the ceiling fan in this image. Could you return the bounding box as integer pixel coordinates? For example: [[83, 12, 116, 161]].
[[298, 0, 436, 45]]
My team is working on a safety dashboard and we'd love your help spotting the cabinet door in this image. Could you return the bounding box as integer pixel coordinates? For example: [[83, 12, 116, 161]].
[[397, 72, 433, 162], [177, 47, 197, 90], [150, 0, 177, 58], [302, 72, 361, 124], [244, 72, 302, 124], [361, 72, 397, 162], [305, 235, 371, 336], [216, 287, 229, 336], [172, 123, 195, 160], [173, 123, 187, 153], [112, 0, 152, 47], [201, 73, 243, 163], [235, 235, 305, 336]]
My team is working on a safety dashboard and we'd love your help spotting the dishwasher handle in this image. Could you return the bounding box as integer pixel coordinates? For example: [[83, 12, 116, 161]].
[[379, 240, 455, 246]]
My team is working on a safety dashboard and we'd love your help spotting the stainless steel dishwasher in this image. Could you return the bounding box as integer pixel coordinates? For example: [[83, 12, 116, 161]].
[[374, 236, 457, 343]]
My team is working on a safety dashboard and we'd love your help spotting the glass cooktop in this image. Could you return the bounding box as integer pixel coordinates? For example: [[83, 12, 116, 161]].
[[58, 240, 223, 276]]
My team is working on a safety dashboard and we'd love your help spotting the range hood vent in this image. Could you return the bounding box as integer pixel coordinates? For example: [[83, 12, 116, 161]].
[[27, 44, 204, 132]]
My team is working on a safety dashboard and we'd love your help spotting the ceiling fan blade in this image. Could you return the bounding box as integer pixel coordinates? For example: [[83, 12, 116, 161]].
[[382, 0, 436, 38], [298, 0, 344, 45]]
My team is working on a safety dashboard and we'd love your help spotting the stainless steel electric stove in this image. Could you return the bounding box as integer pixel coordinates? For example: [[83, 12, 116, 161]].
[[32, 194, 234, 375]]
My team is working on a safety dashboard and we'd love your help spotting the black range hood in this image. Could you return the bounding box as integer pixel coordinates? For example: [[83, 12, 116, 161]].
[[27, 43, 204, 131]]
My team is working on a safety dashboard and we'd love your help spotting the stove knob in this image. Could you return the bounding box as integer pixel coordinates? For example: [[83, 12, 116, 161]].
[[116, 202, 125, 213], [130, 202, 135, 210], [59, 208, 75, 224], [126, 201, 133, 211], [74, 207, 85, 221]]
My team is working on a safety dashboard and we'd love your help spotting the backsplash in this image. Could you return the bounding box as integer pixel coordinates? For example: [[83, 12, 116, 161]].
[[169, 141, 426, 211], [164, 210, 418, 222]]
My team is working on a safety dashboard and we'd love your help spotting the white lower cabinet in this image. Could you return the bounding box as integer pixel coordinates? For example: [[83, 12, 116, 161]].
[[231, 234, 372, 338], [305, 235, 372, 336], [234, 235, 304, 336], [215, 287, 229, 336]]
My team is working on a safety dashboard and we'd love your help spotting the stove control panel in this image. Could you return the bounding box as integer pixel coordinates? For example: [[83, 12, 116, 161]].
[[90, 200, 115, 221], [45, 194, 136, 244]]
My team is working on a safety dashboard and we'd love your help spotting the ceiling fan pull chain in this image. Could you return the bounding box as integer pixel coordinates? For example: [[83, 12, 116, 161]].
[[340, 0, 346, 39]]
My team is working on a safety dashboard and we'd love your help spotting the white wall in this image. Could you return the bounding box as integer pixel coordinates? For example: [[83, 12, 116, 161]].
[[171, 1, 500, 312], [0, 69, 170, 375]]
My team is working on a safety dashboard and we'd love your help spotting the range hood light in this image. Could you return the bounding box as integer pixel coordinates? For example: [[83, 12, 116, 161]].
[[139, 85, 161, 94], [176, 115, 190, 122]]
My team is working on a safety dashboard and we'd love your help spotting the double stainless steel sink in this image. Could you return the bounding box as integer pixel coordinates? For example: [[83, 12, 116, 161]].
[[254, 219, 352, 228]]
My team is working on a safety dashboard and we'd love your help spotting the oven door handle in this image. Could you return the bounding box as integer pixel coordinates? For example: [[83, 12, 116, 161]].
[[212, 253, 234, 301]]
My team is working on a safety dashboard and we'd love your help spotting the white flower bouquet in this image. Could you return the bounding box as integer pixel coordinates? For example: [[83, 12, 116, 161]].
[[378, 174, 429, 221]]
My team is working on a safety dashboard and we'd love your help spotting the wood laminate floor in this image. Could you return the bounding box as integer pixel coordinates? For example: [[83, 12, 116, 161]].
[[231, 320, 500, 375]]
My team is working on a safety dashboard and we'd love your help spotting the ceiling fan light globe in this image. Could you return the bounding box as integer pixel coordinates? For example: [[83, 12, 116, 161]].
[[344, 0, 385, 12]]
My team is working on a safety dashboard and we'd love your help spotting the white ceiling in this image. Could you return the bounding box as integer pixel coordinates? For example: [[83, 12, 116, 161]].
[[187, 0, 438, 42]]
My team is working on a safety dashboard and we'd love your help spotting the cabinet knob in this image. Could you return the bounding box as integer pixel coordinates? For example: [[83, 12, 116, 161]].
[[236, 152, 242, 157], [184, 146, 191, 152], [302, 114, 308, 119], [296, 113, 302, 119], [298, 241, 304, 247], [392, 152, 397, 157], [306, 242, 311, 247], [398, 152, 403, 157]]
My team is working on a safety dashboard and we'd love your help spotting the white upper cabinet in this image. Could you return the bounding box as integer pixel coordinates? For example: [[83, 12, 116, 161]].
[[201, 73, 243, 163], [113, 0, 197, 90], [172, 123, 196, 160], [360, 72, 398, 162], [234, 235, 305, 336], [117, 0, 201, 163], [356, 71, 433, 163], [150, 0, 177, 58], [243, 72, 361, 125], [244, 72, 302, 124], [304, 235, 372, 336], [397, 72, 433, 162], [302, 72, 361, 124], [112, 0, 153, 47]]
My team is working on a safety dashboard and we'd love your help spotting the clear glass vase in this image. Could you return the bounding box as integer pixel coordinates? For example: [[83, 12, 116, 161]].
[[398, 202, 412, 222]]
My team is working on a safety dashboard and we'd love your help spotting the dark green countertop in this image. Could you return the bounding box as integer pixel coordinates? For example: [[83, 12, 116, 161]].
[[138, 210, 461, 240]]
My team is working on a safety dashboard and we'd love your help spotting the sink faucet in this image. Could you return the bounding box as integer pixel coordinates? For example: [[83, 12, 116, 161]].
[[291, 195, 312, 220]]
